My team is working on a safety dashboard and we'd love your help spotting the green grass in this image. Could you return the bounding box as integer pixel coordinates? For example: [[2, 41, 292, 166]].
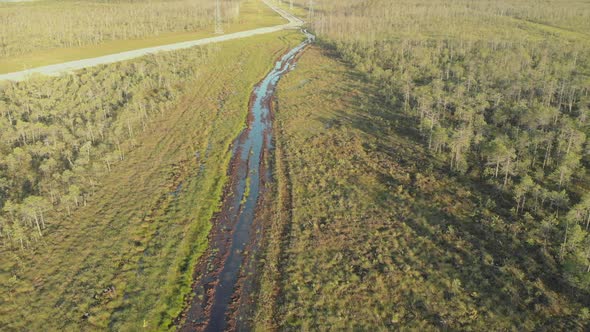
[[254, 46, 589, 330], [0, 29, 304, 331], [0, 0, 286, 74], [274, 1, 309, 19], [242, 175, 252, 205]]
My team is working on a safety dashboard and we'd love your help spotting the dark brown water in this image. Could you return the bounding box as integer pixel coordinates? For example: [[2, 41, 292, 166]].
[[180, 30, 314, 332]]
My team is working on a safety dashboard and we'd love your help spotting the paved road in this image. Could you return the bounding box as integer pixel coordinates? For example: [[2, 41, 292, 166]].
[[0, 0, 303, 82]]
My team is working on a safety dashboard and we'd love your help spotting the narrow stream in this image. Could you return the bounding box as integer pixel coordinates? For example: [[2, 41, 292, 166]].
[[180, 30, 314, 331]]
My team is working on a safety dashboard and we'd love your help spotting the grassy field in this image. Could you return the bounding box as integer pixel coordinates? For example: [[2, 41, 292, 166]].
[[254, 46, 589, 330], [0, 0, 285, 74], [0, 30, 304, 331]]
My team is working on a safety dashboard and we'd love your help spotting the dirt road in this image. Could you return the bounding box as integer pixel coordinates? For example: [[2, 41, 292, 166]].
[[0, 0, 303, 82]]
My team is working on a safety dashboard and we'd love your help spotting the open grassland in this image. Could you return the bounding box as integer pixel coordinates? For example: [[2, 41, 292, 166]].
[[0, 0, 285, 73], [0, 30, 303, 331], [257, 45, 589, 330]]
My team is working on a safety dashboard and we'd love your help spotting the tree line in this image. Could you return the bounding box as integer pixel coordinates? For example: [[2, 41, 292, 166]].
[[0, 0, 242, 58]]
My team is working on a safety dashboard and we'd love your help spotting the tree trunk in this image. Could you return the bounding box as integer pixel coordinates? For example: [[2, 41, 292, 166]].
[[33, 215, 42, 237], [566, 133, 573, 155], [495, 160, 499, 178], [40, 211, 45, 229], [116, 140, 124, 161], [543, 142, 552, 169], [503, 159, 510, 187], [561, 219, 569, 258]]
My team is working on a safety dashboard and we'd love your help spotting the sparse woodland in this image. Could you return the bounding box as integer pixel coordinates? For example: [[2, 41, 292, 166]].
[[260, 0, 590, 329], [0, 46, 216, 249], [0, 0, 242, 58], [302, 0, 590, 292], [0, 0, 248, 247], [1, 0, 590, 329]]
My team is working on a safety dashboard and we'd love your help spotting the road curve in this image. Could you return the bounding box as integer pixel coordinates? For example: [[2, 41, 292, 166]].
[[0, 0, 303, 82]]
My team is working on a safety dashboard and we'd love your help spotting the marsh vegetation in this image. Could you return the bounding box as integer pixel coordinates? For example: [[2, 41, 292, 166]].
[[0, 29, 303, 330], [1, 0, 589, 329], [255, 0, 590, 329]]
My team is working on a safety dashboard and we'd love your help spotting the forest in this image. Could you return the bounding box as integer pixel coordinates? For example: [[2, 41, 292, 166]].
[[262, 45, 590, 329], [251, 0, 590, 330], [304, 0, 590, 293]]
